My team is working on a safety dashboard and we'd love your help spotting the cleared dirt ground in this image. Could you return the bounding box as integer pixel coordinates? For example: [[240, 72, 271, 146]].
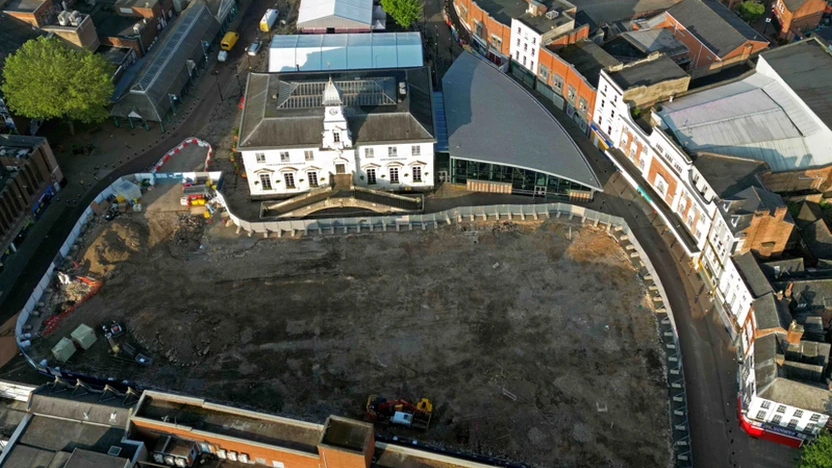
[[32, 189, 670, 468]]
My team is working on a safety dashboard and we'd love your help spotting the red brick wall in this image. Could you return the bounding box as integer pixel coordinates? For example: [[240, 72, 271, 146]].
[[131, 419, 324, 468], [775, 0, 826, 36], [538, 47, 597, 120], [454, 0, 512, 56], [547, 24, 589, 47], [647, 157, 678, 205], [318, 446, 368, 468], [653, 14, 767, 68]]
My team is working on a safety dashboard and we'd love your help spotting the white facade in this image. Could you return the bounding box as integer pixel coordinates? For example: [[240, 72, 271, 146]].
[[509, 19, 541, 74], [593, 70, 716, 258], [740, 343, 830, 436], [242, 144, 433, 197]]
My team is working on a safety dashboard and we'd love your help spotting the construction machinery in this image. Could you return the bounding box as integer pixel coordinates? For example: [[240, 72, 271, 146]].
[[366, 394, 433, 430]]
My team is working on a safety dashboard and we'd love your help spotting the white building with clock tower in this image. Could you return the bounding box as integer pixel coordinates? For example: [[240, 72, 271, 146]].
[[238, 69, 436, 199]]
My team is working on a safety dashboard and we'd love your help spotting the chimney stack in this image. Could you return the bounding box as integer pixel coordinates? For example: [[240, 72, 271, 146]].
[[787, 320, 804, 344]]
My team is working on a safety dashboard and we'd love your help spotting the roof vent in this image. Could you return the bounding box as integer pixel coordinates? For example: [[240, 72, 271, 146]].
[[107, 446, 122, 456], [545, 9, 558, 19]]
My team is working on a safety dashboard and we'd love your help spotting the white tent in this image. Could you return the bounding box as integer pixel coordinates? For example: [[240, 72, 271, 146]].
[[296, 0, 372, 32], [269, 33, 423, 73]]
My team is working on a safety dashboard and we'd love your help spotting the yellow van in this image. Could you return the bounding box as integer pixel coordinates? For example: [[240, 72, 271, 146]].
[[220, 32, 239, 51]]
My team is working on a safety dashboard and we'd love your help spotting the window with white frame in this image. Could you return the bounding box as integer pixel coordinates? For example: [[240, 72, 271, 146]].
[[777, 405, 787, 413], [389, 167, 400, 183], [280, 151, 289, 162], [654, 175, 668, 196], [388, 146, 397, 157], [811, 414, 821, 422], [304, 150, 314, 161], [788, 419, 798, 429], [412, 166, 422, 183], [411, 145, 421, 156], [333, 132, 340, 142], [795, 409, 804, 418], [256, 152, 266, 163], [365, 147, 374, 158], [756, 410, 766, 420], [259, 173, 273, 190], [366, 168, 377, 185], [539, 64, 549, 80], [761, 401, 771, 409], [772, 414, 782, 424], [308, 171, 319, 187], [284, 172, 295, 188]]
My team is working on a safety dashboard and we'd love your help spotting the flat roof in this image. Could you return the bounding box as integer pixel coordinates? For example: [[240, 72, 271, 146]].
[[64, 448, 130, 468], [320, 417, 372, 453], [137, 395, 323, 454], [607, 54, 688, 89], [91, 8, 143, 37], [2, 0, 46, 12], [442, 52, 601, 191], [555, 41, 619, 87]]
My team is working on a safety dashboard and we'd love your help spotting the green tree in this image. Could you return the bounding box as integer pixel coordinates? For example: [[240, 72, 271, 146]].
[[1, 36, 114, 134], [736, 0, 765, 22], [799, 431, 832, 468], [381, 0, 423, 28]]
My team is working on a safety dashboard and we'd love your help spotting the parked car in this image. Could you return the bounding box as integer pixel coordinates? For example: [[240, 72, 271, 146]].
[[247, 41, 261, 56]]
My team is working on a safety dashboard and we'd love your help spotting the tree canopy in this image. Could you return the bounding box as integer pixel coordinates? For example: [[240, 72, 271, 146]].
[[1, 36, 114, 127], [799, 431, 832, 468], [381, 0, 423, 28], [736, 0, 765, 22]]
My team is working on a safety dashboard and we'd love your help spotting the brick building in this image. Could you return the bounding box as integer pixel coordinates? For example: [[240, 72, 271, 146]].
[[1, 0, 58, 27], [0, 379, 525, 468], [0, 135, 63, 269], [773, 0, 828, 40], [634, 0, 768, 72]]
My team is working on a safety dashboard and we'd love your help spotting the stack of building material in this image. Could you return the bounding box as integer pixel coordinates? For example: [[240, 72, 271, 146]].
[[51, 338, 77, 363], [70, 324, 97, 350]]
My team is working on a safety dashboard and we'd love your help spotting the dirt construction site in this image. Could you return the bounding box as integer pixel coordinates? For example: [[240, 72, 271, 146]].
[[29, 182, 670, 468]]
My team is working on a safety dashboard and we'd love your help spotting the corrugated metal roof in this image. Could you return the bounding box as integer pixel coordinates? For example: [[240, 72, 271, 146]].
[[658, 71, 832, 172], [442, 52, 601, 191], [268, 33, 422, 73], [296, 0, 372, 29]]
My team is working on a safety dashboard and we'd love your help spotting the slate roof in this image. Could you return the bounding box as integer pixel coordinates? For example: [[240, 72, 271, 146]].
[[238, 67, 434, 150], [796, 202, 832, 260], [555, 41, 619, 87], [782, 0, 814, 13], [111, 0, 220, 121], [442, 52, 602, 191], [0, 13, 45, 73], [761, 257, 805, 280], [755, 334, 832, 414], [692, 153, 767, 198], [734, 251, 774, 298], [718, 186, 789, 235], [760, 38, 832, 131], [607, 54, 688, 89], [753, 293, 792, 330], [666, 0, 767, 56]]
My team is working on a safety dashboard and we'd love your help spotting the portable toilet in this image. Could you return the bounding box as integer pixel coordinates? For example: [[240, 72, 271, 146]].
[[70, 324, 97, 350], [51, 337, 77, 363]]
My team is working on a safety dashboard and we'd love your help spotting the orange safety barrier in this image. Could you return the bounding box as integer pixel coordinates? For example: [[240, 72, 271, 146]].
[[42, 280, 102, 336]]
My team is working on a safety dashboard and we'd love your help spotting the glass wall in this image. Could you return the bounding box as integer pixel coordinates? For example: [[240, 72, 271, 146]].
[[451, 157, 592, 198]]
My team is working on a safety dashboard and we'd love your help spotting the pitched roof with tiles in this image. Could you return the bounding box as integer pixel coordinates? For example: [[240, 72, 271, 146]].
[[666, 0, 767, 56]]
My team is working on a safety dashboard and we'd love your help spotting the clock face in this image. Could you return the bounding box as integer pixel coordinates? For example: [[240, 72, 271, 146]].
[[329, 109, 338, 115]]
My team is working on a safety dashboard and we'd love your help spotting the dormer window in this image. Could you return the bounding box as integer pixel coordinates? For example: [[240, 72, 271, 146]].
[[731, 216, 739, 227]]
